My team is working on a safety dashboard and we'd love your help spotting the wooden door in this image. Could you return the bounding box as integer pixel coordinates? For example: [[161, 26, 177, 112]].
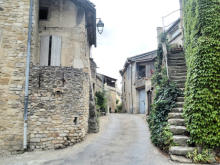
[[139, 89, 146, 114], [51, 36, 61, 66]]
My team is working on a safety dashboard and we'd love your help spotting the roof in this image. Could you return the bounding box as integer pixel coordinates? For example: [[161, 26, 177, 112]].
[[166, 18, 180, 33], [97, 73, 117, 81], [128, 50, 157, 62], [71, 0, 97, 46], [120, 50, 157, 76]]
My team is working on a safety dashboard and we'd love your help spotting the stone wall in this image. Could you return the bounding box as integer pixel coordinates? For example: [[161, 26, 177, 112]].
[[28, 66, 89, 150], [0, 0, 95, 155], [0, 0, 30, 155]]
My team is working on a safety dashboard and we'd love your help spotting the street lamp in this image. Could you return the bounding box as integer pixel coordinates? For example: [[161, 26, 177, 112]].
[[96, 18, 104, 34]]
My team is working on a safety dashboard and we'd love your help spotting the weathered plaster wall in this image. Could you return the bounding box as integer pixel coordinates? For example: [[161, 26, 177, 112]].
[[28, 66, 89, 150], [34, 0, 91, 72], [95, 77, 103, 93], [121, 69, 130, 113], [122, 60, 155, 114], [0, 0, 30, 155], [105, 85, 117, 113]]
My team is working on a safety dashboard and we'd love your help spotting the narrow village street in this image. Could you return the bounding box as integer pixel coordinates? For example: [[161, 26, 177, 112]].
[[0, 114, 195, 165]]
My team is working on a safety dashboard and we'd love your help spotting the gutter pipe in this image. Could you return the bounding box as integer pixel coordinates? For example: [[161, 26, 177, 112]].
[[23, 0, 33, 150]]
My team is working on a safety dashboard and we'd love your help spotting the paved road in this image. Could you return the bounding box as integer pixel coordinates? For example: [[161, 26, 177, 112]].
[[0, 114, 187, 165]]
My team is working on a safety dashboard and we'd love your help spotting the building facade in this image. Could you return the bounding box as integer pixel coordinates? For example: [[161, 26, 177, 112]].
[[96, 73, 117, 113], [120, 51, 157, 114], [0, 0, 98, 155]]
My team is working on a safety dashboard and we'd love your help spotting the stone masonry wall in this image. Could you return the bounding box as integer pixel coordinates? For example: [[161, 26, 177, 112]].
[[28, 66, 89, 150], [0, 0, 30, 155]]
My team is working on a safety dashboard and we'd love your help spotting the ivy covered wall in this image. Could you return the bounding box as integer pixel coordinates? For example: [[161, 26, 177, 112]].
[[183, 0, 220, 148]]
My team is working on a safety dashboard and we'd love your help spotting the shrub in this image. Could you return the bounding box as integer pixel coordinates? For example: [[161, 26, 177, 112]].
[[148, 43, 181, 152], [95, 91, 107, 114], [116, 103, 123, 113], [187, 148, 215, 163], [183, 0, 220, 148], [148, 77, 181, 152]]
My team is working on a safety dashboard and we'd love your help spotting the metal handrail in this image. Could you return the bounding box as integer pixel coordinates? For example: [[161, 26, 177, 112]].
[[161, 9, 181, 79]]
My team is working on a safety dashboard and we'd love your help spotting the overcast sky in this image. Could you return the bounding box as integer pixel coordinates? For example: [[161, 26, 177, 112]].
[[91, 0, 180, 87]]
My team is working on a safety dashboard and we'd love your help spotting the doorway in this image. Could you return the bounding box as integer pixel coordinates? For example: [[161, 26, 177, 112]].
[[139, 89, 146, 114]]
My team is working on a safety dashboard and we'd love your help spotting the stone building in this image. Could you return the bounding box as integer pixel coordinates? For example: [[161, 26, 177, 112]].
[[96, 73, 117, 113], [120, 50, 157, 114], [0, 0, 98, 155], [157, 18, 183, 48]]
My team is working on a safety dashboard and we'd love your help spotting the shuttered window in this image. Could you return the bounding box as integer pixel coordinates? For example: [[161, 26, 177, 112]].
[[40, 35, 62, 66]]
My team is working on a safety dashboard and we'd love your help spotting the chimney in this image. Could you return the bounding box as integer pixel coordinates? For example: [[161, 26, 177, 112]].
[[156, 27, 163, 44]]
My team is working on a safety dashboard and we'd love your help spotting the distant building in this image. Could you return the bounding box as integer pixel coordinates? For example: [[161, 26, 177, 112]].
[[120, 50, 157, 114], [96, 73, 118, 113]]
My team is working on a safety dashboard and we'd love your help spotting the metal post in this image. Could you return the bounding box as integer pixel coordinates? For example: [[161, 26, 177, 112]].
[[23, 0, 33, 150]]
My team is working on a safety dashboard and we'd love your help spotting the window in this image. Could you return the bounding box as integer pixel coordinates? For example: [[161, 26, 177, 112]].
[[40, 36, 62, 66], [137, 65, 146, 79], [39, 7, 49, 20]]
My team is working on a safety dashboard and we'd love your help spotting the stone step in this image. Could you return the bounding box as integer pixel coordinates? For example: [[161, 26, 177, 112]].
[[173, 79, 186, 84], [172, 107, 183, 113], [170, 72, 187, 77], [167, 53, 185, 59], [168, 119, 185, 126], [170, 125, 187, 135], [170, 76, 186, 80], [168, 58, 185, 62], [170, 146, 195, 156], [169, 69, 187, 74], [176, 83, 185, 88], [177, 97, 184, 102], [170, 155, 193, 163], [173, 135, 189, 146], [168, 52, 184, 57], [176, 102, 184, 108], [168, 113, 183, 119], [169, 66, 187, 70], [168, 62, 186, 67]]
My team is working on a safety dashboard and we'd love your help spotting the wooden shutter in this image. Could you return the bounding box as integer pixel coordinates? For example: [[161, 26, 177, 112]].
[[51, 36, 62, 66], [40, 36, 50, 66]]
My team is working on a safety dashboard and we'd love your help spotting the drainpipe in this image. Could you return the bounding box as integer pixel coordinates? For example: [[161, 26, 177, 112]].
[[23, 0, 34, 150], [130, 63, 134, 113]]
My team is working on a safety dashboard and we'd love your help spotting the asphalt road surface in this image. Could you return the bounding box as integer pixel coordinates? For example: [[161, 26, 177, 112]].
[[0, 114, 192, 165]]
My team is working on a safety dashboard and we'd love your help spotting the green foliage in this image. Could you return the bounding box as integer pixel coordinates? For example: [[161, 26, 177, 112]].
[[183, 0, 220, 148], [95, 91, 107, 114], [187, 148, 214, 163], [148, 44, 181, 152], [116, 103, 123, 113]]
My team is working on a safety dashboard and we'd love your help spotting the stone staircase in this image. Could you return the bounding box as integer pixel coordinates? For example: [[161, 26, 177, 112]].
[[167, 49, 195, 163]]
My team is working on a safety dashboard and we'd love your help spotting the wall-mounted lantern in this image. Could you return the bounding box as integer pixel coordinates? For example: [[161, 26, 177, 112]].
[[96, 18, 104, 34]]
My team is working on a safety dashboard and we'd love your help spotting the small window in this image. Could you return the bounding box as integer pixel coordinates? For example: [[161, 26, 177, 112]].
[[39, 7, 49, 20]]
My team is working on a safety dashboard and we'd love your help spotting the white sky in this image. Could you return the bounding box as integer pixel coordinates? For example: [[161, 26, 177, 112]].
[[91, 0, 180, 88]]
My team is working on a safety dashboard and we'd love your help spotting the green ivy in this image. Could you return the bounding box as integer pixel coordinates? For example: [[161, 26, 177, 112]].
[[187, 148, 215, 163], [95, 91, 107, 114], [148, 44, 181, 152], [183, 0, 220, 148]]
